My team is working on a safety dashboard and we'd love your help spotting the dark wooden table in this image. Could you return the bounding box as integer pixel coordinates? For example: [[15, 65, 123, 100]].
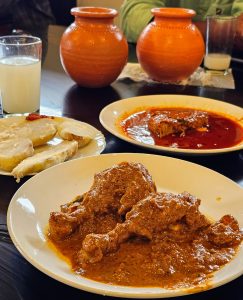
[[0, 43, 243, 300]]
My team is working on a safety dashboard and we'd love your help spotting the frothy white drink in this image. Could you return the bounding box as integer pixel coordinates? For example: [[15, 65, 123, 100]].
[[0, 56, 41, 114]]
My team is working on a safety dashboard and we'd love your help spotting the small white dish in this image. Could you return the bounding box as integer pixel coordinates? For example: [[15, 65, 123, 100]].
[[99, 95, 243, 155], [7, 153, 243, 298]]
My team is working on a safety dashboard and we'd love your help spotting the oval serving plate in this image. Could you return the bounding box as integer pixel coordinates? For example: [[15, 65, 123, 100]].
[[99, 95, 243, 155], [7, 153, 243, 298], [0, 115, 106, 176]]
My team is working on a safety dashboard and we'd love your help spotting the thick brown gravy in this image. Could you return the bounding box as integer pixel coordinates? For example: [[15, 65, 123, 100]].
[[48, 206, 241, 289], [48, 162, 243, 289], [120, 107, 243, 149]]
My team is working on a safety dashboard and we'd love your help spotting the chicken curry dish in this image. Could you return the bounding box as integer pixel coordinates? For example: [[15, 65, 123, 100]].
[[120, 108, 243, 149], [48, 162, 243, 289]]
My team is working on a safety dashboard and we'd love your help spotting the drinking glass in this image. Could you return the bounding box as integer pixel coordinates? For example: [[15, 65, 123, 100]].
[[0, 35, 42, 115], [204, 15, 237, 74]]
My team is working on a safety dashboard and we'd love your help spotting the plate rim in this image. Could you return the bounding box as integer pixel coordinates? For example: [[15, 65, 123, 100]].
[[7, 152, 243, 298], [99, 94, 243, 155]]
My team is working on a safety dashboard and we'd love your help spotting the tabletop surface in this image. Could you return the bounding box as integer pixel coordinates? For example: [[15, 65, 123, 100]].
[[0, 34, 243, 300]]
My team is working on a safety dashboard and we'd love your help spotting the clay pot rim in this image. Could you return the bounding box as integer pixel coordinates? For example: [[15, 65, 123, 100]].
[[151, 7, 196, 18], [71, 7, 118, 18]]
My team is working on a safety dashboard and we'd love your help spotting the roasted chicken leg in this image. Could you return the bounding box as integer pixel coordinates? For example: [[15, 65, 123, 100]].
[[78, 191, 210, 264], [49, 162, 156, 240]]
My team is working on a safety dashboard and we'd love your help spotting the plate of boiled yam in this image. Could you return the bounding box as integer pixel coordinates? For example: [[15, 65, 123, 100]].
[[0, 114, 105, 181]]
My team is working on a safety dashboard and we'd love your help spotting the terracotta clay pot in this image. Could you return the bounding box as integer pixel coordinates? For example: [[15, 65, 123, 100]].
[[136, 8, 205, 82], [60, 7, 128, 88]]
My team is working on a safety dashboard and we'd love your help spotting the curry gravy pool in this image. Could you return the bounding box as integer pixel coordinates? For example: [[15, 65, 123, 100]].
[[119, 107, 243, 149], [47, 162, 243, 289]]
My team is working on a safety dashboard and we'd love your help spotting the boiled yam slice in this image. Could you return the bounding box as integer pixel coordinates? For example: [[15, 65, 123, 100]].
[[12, 140, 78, 182], [18, 118, 57, 146], [0, 118, 57, 147], [57, 121, 94, 148], [0, 138, 34, 171], [0, 125, 31, 141]]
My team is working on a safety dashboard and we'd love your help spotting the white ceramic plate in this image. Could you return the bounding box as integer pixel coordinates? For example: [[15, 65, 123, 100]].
[[99, 95, 243, 155], [0, 116, 106, 176], [7, 153, 243, 298]]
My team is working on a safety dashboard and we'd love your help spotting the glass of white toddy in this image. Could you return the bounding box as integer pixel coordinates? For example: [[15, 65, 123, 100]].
[[0, 36, 42, 115], [204, 15, 237, 75]]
